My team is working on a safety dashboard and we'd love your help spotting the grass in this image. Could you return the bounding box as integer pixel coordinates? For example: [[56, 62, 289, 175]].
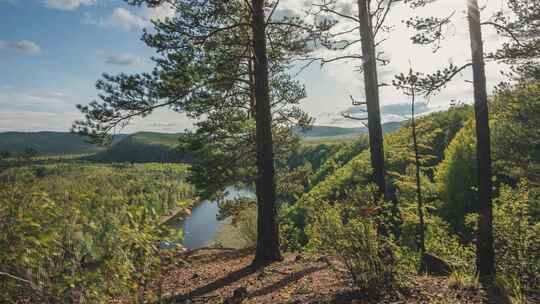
[[447, 270, 480, 290]]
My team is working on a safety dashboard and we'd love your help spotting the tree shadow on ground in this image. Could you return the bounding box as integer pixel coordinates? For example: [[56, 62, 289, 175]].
[[164, 264, 257, 303], [247, 265, 327, 299]]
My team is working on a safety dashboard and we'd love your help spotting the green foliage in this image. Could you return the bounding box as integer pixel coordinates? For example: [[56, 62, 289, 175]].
[[307, 136, 369, 190], [492, 81, 540, 183], [287, 141, 344, 173], [0, 150, 11, 160], [20, 147, 38, 160], [493, 181, 540, 293], [434, 119, 478, 240], [307, 203, 401, 292], [232, 207, 258, 248], [91, 132, 187, 163], [301, 107, 471, 209], [0, 132, 112, 157], [285, 107, 472, 249], [0, 163, 194, 303]]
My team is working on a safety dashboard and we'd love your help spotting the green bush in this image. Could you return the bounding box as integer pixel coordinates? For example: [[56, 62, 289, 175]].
[[493, 181, 540, 293], [0, 164, 194, 303], [435, 120, 478, 241], [307, 203, 401, 292]]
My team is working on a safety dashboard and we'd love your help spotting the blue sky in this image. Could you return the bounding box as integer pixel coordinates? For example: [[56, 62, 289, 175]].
[[0, 0, 508, 132]]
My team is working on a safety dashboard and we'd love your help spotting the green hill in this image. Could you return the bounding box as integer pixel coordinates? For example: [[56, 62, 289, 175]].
[[0, 123, 406, 162], [297, 121, 404, 139], [299, 107, 473, 207], [0, 131, 119, 156], [89, 132, 185, 163]]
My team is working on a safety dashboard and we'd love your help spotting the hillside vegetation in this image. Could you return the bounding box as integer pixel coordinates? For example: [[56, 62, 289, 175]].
[[0, 132, 120, 156], [89, 132, 185, 163], [0, 163, 195, 303]]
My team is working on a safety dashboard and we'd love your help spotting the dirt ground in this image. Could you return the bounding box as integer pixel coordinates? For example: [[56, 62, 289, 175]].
[[140, 248, 491, 304]]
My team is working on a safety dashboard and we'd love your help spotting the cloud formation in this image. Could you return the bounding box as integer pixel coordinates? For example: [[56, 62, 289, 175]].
[[45, 0, 96, 10], [0, 40, 41, 54], [86, 4, 175, 32], [107, 7, 148, 31], [106, 53, 143, 67]]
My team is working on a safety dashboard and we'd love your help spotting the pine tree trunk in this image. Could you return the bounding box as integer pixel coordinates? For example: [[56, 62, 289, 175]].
[[357, 0, 386, 198], [467, 0, 495, 280], [251, 0, 282, 264], [411, 90, 425, 254]]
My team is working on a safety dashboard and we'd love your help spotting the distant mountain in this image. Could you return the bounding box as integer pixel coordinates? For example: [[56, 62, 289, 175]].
[[297, 121, 404, 139], [0, 122, 406, 161], [89, 132, 185, 163], [0, 131, 127, 156]]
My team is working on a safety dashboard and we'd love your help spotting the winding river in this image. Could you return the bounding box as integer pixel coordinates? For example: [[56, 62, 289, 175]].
[[167, 187, 254, 249]]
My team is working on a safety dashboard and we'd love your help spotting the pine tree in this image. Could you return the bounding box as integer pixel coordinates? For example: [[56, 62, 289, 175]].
[[73, 0, 317, 264], [403, 0, 499, 280]]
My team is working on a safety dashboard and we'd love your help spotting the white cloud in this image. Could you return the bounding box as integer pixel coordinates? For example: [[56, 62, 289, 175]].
[[0, 89, 75, 113], [288, 0, 511, 127], [106, 53, 143, 67], [107, 7, 148, 31], [0, 109, 194, 133], [45, 0, 96, 10], [0, 111, 81, 132], [85, 3, 175, 32], [144, 4, 175, 22], [0, 40, 41, 54]]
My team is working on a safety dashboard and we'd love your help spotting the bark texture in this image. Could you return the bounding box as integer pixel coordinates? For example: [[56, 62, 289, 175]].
[[251, 0, 282, 264], [357, 0, 386, 198], [411, 90, 426, 254], [467, 0, 495, 280]]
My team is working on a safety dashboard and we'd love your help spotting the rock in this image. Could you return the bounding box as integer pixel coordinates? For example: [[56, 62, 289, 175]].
[[419, 252, 453, 276], [223, 287, 248, 304], [317, 256, 331, 265]]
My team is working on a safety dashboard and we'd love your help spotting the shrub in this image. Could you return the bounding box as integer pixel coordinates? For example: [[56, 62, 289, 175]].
[[493, 181, 540, 293], [0, 164, 194, 303], [434, 120, 478, 241], [235, 207, 258, 247], [307, 204, 401, 293]]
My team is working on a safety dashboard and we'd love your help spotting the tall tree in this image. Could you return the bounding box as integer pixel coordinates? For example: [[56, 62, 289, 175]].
[[74, 0, 316, 264], [309, 0, 400, 198], [403, 0, 499, 280], [357, 0, 386, 197], [467, 0, 495, 279], [251, 0, 281, 263]]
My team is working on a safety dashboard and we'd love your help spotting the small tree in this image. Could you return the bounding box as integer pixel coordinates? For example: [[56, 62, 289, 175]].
[[392, 69, 427, 255]]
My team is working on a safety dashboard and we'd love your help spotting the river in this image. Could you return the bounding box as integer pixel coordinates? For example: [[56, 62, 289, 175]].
[[166, 186, 254, 249]]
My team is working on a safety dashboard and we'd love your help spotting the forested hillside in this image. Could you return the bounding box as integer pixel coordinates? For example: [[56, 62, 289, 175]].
[[295, 121, 403, 139], [0, 132, 124, 156], [89, 132, 186, 163]]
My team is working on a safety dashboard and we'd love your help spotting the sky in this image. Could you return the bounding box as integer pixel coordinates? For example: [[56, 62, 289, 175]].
[[0, 0, 510, 133]]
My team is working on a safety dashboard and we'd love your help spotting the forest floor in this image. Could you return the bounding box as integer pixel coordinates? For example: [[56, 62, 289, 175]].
[[134, 247, 499, 304]]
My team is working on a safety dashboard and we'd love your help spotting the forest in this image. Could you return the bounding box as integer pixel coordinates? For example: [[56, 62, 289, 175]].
[[0, 0, 539, 303]]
